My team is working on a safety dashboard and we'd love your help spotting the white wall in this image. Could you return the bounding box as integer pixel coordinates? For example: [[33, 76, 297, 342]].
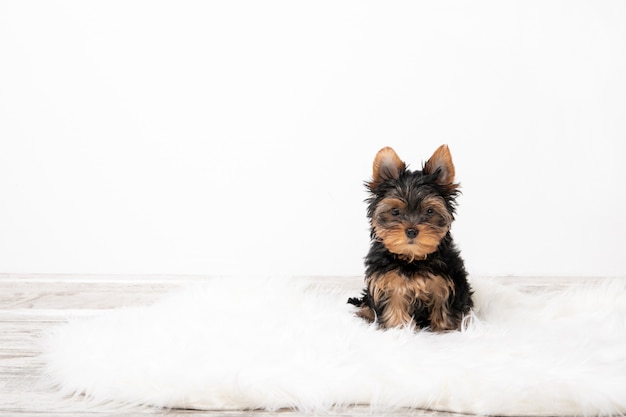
[[1, 1, 625, 277]]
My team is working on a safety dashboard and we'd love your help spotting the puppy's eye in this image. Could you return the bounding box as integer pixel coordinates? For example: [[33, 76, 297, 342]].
[[390, 208, 401, 216], [426, 208, 435, 216]]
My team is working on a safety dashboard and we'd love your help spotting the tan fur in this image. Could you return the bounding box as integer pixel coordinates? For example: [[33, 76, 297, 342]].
[[373, 197, 407, 214], [370, 147, 405, 188], [371, 196, 452, 261], [355, 305, 376, 323], [423, 144, 456, 186], [365, 271, 457, 330]]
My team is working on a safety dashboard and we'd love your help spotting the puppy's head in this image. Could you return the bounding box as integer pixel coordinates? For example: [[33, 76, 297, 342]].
[[367, 145, 459, 261]]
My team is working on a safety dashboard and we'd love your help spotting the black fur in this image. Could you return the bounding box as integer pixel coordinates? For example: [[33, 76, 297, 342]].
[[348, 234, 473, 329], [348, 146, 473, 331]]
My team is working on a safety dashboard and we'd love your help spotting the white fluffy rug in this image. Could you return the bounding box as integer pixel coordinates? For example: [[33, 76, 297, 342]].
[[42, 277, 626, 416]]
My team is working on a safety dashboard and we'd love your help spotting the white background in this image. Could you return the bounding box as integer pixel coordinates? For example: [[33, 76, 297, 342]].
[[1, 1, 625, 277]]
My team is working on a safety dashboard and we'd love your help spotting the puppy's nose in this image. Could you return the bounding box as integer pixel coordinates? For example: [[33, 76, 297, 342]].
[[405, 228, 418, 239]]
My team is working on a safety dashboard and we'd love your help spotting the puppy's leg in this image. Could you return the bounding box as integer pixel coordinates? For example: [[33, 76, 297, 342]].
[[423, 274, 458, 331], [368, 271, 415, 329]]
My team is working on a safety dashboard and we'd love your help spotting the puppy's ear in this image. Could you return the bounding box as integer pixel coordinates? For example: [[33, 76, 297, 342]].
[[370, 147, 405, 189], [423, 144, 456, 186]]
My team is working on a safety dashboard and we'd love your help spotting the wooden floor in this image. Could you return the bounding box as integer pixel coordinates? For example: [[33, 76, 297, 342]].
[[0, 274, 607, 417]]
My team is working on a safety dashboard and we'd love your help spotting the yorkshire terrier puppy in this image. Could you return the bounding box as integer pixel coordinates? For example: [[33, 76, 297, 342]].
[[348, 145, 473, 331]]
